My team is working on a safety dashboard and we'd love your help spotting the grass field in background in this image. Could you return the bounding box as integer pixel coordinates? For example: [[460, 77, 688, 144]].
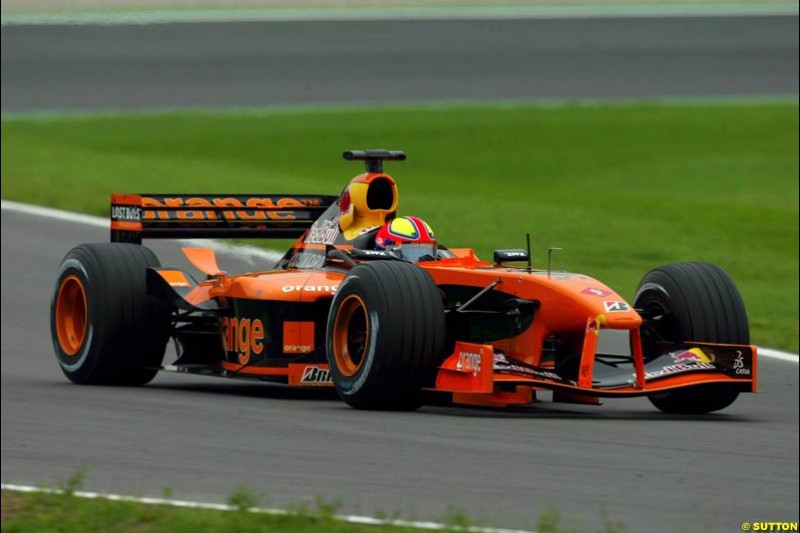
[[2, 102, 797, 351]]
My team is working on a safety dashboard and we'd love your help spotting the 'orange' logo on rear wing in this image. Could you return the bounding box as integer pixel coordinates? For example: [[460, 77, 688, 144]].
[[110, 193, 338, 244]]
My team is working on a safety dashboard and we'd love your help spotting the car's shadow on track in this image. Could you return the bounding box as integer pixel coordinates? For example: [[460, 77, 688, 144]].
[[420, 392, 754, 421], [146, 380, 341, 402], [144, 380, 754, 422], [417, 404, 753, 422]]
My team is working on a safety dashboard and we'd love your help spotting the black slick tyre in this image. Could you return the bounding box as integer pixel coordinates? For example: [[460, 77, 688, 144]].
[[51, 243, 171, 385], [326, 261, 446, 410], [633, 262, 749, 414]]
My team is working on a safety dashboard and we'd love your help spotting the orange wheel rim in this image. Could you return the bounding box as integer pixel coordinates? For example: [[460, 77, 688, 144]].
[[55, 275, 88, 356], [332, 295, 369, 377]]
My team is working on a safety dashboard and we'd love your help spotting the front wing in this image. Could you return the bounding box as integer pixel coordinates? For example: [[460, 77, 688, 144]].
[[434, 340, 757, 407]]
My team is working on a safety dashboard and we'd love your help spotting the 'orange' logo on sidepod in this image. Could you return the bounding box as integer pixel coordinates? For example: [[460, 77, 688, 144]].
[[220, 317, 264, 364]]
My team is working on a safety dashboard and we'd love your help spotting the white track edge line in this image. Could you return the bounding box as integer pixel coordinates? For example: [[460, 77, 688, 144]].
[[2, 198, 797, 362], [757, 347, 799, 363], [0, 199, 283, 264], [2, 199, 107, 228], [0, 483, 535, 533], [3, 97, 799, 123]]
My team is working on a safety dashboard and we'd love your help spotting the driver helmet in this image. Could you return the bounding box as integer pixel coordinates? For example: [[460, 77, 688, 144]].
[[375, 216, 437, 262]]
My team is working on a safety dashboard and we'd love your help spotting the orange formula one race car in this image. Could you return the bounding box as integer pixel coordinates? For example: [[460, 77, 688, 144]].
[[51, 150, 756, 413]]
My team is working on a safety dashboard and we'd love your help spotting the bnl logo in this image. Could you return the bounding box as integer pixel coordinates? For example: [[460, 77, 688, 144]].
[[302, 366, 332, 383]]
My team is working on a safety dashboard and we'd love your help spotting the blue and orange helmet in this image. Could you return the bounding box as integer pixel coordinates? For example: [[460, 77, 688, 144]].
[[375, 216, 437, 262]]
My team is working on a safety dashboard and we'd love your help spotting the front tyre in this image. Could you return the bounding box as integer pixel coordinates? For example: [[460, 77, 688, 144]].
[[326, 261, 446, 410], [51, 243, 171, 385], [634, 262, 749, 414]]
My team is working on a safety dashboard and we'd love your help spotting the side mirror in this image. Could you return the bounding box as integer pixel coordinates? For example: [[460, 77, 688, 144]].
[[350, 249, 393, 261], [493, 249, 529, 264]]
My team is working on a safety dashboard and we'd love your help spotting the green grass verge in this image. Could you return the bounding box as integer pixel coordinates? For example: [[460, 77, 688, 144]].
[[2, 101, 797, 351], [0, 488, 625, 533], [0, 490, 427, 533]]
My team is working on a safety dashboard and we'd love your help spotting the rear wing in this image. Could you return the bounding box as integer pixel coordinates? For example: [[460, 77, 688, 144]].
[[110, 193, 337, 244]]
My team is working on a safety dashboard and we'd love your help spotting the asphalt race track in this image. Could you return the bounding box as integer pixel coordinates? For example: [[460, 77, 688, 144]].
[[3, 207, 799, 533], [1, 15, 798, 111], [2, 13, 799, 533]]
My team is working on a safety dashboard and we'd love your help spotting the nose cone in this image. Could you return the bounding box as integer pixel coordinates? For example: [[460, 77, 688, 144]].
[[601, 304, 643, 329], [582, 297, 641, 329], [544, 278, 643, 330]]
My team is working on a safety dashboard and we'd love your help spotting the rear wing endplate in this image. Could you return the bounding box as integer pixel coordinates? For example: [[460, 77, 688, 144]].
[[110, 193, 337, 243]]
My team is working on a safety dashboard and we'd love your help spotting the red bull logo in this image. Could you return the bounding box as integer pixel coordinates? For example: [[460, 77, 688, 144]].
[[674, 351, 700, 362], [671, 348, 711, 363]]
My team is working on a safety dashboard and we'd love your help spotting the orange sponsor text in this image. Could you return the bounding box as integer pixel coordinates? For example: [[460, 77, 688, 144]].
[[220, 317, 265, 365], [142, 196, 321, 221]]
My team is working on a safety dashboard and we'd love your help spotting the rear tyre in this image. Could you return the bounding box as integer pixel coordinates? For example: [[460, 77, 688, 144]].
[[326, 261, 446, 410], [633, 262, 749, 414], [50, 243, 171, 385]]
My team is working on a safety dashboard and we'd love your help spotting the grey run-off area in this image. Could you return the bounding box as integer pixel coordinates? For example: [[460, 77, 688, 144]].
[[1, 14, 798, 111]]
